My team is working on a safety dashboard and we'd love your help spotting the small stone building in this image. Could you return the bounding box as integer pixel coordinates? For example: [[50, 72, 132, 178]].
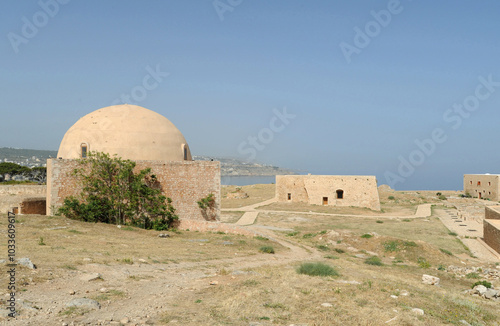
[[276, 175, 380, 211], [463, 174, 500, 201], [46, 104, 220, 221]]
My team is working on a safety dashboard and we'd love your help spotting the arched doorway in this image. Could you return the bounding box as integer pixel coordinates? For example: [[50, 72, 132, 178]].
[[336, 189, 344, 199]]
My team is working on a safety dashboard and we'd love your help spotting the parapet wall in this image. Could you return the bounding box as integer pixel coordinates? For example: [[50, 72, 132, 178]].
[[484, 206, 500, 255], [46, 159, 220, 221], [0, 185, 46, 196]]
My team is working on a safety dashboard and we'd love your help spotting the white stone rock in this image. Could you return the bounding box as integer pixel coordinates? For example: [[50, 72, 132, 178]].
[[321, 303, 333, 307], [422, 274, 440, 285], [99, 288, 108, 293], [80, 273, 101, 282], [120, 317, 130, 324], [412, 308, 424, 315], [473, 285, 487, 295], [390, 295, 398, 299]]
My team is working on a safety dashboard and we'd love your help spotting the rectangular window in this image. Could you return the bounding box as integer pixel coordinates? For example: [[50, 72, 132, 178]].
[[81, 145, 87, 158], [323, 197, 328, 205], [477, 181, 481, 186], [489, 182, 491, 186], [287, 193, 291, 200], [470, 181, 472, 185]]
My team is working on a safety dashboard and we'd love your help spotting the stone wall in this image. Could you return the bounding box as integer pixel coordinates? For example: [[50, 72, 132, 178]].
[[276, 175, 380, 211], [20, 197, 46, 215], [46, 159, 220, 221], [0, 185, 46, 196], [485, 205, 500, 220], [484, 206, 500, 254]]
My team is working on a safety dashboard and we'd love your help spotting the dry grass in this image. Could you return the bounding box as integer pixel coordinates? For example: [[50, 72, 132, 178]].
[[0, 214, 284, 286], [1, 188, 499, 325], [157, 260, 499, 325], [221, 184, 275, 208]]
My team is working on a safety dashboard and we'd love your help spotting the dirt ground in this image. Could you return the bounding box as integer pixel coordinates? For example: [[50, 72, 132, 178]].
[[1, 185, 499, 325]]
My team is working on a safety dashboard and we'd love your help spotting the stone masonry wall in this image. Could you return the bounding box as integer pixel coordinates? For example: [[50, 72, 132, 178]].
[[485, 206, 500, 220], [20, 198, 46, 215], [276, 175, 380, 211], [46, 159, 220, 221], [484, 206, 500, 255], [0, 185, 46, 196]]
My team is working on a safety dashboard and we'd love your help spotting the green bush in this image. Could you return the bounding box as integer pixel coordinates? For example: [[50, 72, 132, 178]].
[[364, 256, 383, 266], [448, 231, 458, 236], [376, 220, 384, 224], [438, 195, 447, 200], [296, 262, 339, 277], [333, 248, 345, 254], [302, 233, 316, 239], [471, 280, 492, 289], [286, 231, 299, 237], [58, 152, 178, 230], [417, 257, 431, 268], [259, 246, 275, 254], [388, 196, 395, 200], [316, 245, 330, 251], [361, 234, 373, 239]]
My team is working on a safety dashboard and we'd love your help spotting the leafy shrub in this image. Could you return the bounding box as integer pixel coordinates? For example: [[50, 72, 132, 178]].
[[436, 192, 442, 196], [361, 234, 373, 239], [471, 280, 492, 289], [438, 195, 447, 200], [302, 233, 316, 239], [376, 220, 384, 224], [286, 231, 299, 237], [448, 231, 458, 236], [324, 255, 339, 260], [417, 257, 431, 268], [254, 236, 269, 241], [58, 152, 178, 230], [333, 248, 345, 254], [259, 246, 275, 254], [364, 256, 383, 266], [388, 196, 395, 200], [296, 262, 339, 277]]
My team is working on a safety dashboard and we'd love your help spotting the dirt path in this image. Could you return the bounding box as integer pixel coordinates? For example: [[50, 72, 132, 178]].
[[435, 207, 500, 262]]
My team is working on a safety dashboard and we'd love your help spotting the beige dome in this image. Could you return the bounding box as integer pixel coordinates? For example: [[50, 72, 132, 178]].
[[57, 104, 192, 161]]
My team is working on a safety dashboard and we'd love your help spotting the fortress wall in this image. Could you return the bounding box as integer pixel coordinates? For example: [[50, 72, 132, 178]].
[[484, 206, 500, 255], [0, 185, 46, 196], [46, 159, 220, 221], [276, 175, 380, 211]]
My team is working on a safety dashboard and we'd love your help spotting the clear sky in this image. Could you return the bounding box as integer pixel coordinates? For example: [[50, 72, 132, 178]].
[[2, 0, 500, 190]]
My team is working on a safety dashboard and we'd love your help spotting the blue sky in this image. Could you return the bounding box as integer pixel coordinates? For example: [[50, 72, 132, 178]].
[[2, 0, 500, 190]]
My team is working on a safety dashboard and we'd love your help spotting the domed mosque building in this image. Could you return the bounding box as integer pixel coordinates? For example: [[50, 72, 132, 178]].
[[46, 104, 220, 225]]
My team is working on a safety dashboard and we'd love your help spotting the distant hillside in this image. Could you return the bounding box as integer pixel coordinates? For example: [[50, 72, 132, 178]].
[[0, 147, 57, 158], [0, 148, 296, 176]]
